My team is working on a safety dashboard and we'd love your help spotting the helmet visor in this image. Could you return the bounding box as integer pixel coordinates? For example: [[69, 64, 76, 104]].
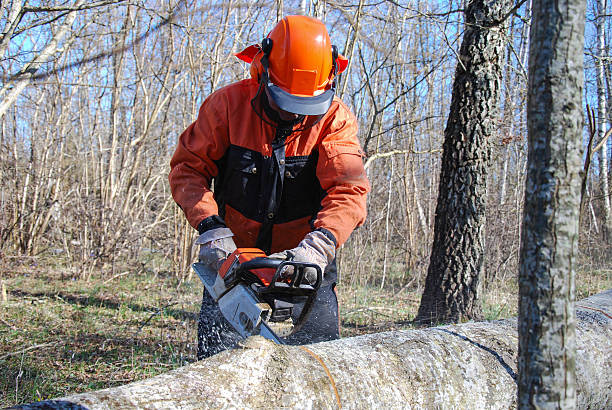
[[266, 82, 335, 116]]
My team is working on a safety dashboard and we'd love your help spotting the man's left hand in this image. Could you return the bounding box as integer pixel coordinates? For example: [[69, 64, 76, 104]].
[[269, 230, 336, 284]]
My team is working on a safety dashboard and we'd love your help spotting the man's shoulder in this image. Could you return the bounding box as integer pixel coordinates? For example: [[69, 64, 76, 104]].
[[210, 79, 258, 99], [325, 96, 357, 122], [201, 79, 257, 112]]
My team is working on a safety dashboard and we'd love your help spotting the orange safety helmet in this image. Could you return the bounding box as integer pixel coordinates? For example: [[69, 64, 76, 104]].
[[236, 15, 348, 116]]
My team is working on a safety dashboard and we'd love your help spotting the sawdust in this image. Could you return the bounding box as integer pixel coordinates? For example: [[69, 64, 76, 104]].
[[196, 289, 242, 359]]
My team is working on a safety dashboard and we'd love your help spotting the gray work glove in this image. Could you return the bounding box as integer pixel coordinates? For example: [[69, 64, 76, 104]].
[[195, 227, 237, 271], [268, 230, 336, 284]]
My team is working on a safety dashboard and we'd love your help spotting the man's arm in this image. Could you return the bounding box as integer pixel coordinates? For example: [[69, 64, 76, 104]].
[[168, 94, 229, 230], [314, 100, 370, 247]]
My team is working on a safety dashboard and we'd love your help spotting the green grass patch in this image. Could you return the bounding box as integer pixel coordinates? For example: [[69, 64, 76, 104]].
[[338, 282, 418, 337], [0, 264, 200, 407]]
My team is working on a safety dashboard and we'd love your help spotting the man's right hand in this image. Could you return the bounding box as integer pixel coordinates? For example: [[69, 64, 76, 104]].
[[195, 227, 237, 271]]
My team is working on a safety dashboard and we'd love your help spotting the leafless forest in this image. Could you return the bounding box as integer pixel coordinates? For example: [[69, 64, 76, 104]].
[[1, 0, 610, 293]]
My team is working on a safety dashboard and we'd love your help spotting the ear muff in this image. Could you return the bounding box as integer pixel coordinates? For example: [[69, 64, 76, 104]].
[[330, 45, 348, 78], [328, 45, 342, 88], [261, 37, 273, 55], [332, 45, 339, 74], [260, 38, 272, 76]]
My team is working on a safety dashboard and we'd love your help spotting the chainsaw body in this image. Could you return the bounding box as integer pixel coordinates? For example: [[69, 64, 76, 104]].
[[192, 248, 322, 344]]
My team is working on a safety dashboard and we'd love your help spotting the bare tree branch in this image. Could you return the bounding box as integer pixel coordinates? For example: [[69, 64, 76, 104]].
[[22, 0, 128, 13], [0, 0, 85, 120]]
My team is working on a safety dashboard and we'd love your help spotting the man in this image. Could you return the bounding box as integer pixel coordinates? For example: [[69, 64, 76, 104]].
[[169, 15, 369, 359]]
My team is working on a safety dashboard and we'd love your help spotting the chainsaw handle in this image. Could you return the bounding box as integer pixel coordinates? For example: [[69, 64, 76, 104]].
[[272, 260, 323, 291], [239, 257, 323, 291], [238, 257, 283, 271]]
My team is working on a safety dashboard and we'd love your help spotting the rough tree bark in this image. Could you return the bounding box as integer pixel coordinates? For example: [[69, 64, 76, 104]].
[[16, 290, 612, 409], [518, 0, 586, 407], [414, 0, 513, 324]]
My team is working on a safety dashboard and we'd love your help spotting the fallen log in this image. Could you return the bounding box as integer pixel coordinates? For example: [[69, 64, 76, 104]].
[[16, 290, 611, 409]]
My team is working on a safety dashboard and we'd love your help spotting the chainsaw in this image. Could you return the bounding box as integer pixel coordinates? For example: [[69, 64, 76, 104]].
[[192, 248, 323, 344]]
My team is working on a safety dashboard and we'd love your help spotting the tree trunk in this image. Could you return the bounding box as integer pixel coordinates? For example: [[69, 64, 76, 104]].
[[415, 0, 513, 324], [15, 290, 612, 409], [596, 0, 612, 241], [518, 0, 585, 407]]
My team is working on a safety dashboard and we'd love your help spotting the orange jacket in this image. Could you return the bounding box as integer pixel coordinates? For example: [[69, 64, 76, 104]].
[[169, 79, 369, 253]]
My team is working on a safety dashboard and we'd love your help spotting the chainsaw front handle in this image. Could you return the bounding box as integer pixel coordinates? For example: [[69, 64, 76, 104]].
[[238, 257, 323, 291]]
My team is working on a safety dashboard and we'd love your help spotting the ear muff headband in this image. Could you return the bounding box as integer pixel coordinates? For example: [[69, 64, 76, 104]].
[[260, 38, 340, 87], [331, 45, 339, 78]]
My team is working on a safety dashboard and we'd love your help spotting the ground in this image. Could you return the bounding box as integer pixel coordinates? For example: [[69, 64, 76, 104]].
[[0, 257, 609, 407]]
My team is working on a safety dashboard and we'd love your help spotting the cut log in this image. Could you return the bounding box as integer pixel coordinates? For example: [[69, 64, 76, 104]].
[[15, 290, 612, 409]]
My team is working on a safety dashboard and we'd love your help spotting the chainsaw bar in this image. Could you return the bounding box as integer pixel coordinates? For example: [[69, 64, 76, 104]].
[[259, 321, 284, 344]]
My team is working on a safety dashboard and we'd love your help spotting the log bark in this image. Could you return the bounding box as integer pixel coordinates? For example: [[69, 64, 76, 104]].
[[15, 290, 612, 409]]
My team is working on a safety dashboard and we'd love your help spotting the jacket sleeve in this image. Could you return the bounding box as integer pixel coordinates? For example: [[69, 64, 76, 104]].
[[168, 93, 229, 230], [314, 101, 370, 247]]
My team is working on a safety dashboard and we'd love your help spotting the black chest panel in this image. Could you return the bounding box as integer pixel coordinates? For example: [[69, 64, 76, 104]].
[[214, 137, 325, 250]]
